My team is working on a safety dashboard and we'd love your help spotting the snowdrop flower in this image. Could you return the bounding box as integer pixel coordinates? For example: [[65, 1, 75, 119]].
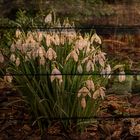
[[81, 97, 86, 109], [77, 87, 91, 97], [75, 35, 90, 51], [96, 51, 106, 67], [37, 31, 43, 42], [53, 33, 60, 45], [106, 64, 111, 74], [93, 87, 105, 99], [15, 57, 20, 66], [10, 43, 16, 52], [38, 47, 45, 58], [15, 29, 21, 38], [66, 50, 78, 62], [10, 54, 16, 62], [4, 75, 13, 83], [75, 35, 85, 50], [45, 13, 52, 24], [45, 48, 57, 60], [60, 35, 65, 45], [77, 64, 83, 73], [118, 70, 126, 82], [46, 34, 51, 47], [39, 57, 45, 65], [86, 60, 94, 72], [50, 68, 63, 85], [101, 64, 112, 78], [91, 33, 102, 44], [86, 80, 95, 92], [0, 52, 4, 63]]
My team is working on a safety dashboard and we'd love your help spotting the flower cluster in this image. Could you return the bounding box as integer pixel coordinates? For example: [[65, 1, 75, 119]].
[[4, 12, 126, 111]]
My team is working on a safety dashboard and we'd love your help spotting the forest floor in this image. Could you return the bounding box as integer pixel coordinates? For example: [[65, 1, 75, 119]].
[[0, 80, 140, 140]]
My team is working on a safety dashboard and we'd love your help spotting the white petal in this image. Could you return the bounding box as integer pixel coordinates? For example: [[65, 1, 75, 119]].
[[77, 64, 83, 73], [45, 13, 52, 23], [81, 97, 86, 109]]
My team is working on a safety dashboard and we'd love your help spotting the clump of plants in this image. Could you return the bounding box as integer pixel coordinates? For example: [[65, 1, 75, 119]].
[[1, 12, 125, 133]]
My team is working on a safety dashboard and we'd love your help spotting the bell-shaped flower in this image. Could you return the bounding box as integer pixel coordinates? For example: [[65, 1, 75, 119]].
[[15, 57, 20, 66], [45, 48, 57, 60], [96, 51, 106, 67], [37, 46, 45, 58], [93, 87, 105, 99], [4, 75, 13, 83], [91, 33, 102, 44], [15, 29, 21, 38], [10, 44, 16, 52], [86, 60, 94, 72], [46, 34, 51, 47], [77, 87, 91, 98], [86, 80, 95, 92], [106, 64, 111, 78], [50, 68, 63, 85], [39, 57, 45, 65], [10, 54, 16, 62], [118, 70, 125, 82], [77, 64, 83, 74], [81, 97, 86, 109], [53, 33, 60, 45], [66, 50, 78, 62], [44, 13, 52, 24], [101, 64, 111, 78]]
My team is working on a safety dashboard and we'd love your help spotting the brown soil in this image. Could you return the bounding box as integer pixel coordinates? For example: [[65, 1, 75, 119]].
[[0, 81, 140, 140]]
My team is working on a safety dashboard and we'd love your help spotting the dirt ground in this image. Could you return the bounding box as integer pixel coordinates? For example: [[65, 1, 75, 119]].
[[0, 80, 140, 140]]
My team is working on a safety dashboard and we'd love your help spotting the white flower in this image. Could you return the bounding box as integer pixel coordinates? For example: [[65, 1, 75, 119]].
[[77, 87, 91, 97], [106, 64, 111, 78], [101, 68, 106, 78], [15, 29, 21, 38], [118, 71, 125, 82], [45, 13, 52, 23], [10, 44, 16, 52], [38, 47, 45, 58], [4, 75, 13, 83], [96, 51, 106, 67], [101, 64, 112, 78], [93, 87, 105, 99], [0, 52, 4, 63], [91, 33, 102, 44], [60, 35, 65, 45], [77, 64, 83, 73], [15, 57, 20, 66], [39, 57, 45, 65], [66, 50, 78, 62], [86, 60, 94, 72], [10, 54, 16, 62], [75, 35, 90, 51], [45, 48, 57, 60], [50, 68, 63, 85], [37, 31, 43, 42], [86, 80, 95, 91], [81, 97, 86, 109], [53, 33, 60, 45], [46, 34, 51, 47]]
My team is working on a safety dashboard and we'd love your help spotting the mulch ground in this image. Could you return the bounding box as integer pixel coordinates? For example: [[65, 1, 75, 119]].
[[0, 80, 140, 140]]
